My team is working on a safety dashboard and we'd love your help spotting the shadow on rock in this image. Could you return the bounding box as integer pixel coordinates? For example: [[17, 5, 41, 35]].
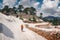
[[0, 23, 14, 39]]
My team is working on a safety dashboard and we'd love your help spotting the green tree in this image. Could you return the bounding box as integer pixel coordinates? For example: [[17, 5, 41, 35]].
[[13, 7, 17, 14], [18, 5, 24, 12], [39, 13, 43, 19], [0, 9, 2, 12], [32, 17, 36, 22], [30, 7, 36, 15], [23, 7, 30, 14], [2, 5, 9, 15], [23, 7, 36, 15], [52, 18, 58, 25]]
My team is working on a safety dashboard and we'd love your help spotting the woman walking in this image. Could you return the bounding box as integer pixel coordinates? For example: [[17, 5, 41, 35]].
[[21, 25, 24, 32]]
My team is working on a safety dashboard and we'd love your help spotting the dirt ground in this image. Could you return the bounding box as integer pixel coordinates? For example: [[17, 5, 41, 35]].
[[26, 27, 60, 40]]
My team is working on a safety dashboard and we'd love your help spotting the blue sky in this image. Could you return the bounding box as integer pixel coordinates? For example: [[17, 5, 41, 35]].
[[58, 3, 60, 7], [36, 0, 43, 7], [16, 0, 43, 7], [0, 0, 3, 3], [0, 0, 3, 8], [0, 0, 60, 17]]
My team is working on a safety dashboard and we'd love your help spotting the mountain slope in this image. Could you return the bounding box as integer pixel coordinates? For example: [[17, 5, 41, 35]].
[[0, 13, 47, 40]]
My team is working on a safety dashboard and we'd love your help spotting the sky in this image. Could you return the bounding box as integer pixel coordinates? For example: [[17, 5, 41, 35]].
[[0, 0, 60, 17]]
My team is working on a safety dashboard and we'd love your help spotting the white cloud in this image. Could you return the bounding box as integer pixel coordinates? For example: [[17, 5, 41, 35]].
[[3, 0, 17, 8], [58, 6, 60, 8], [41, 0, 59, 9], [33, 2, 40, 7], [2, 0, 60, 17], [16, 0, 60, 17], [39, 0, 60, 17], [18, 0, 40, 9]]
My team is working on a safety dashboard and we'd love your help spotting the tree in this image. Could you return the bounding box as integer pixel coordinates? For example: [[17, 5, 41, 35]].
[[23, 7, 30, 14], [30, 7, 36, 15], [23, 7, 36, 15], [18, 5, 24, 12], [0, 9, 2, 12], [39, 13, 43, 19], [32, 16, 36, 22], [8, 8, 12, 14], [13, 7, 17, 14], [29, 17, 36, 22], [52, 18, 58, 25], [8, 7, 17, 15], [2, 5, 9, 15]]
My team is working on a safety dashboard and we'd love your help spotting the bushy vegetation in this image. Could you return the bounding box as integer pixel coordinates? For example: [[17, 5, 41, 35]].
[[0, 5, 36, 16], [43, 17, 60, 25], [39, 13, 43, 19], [29, 17, 36, 22], [0, 5, 60, 25]]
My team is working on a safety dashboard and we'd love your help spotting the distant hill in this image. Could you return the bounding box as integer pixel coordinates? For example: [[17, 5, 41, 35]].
[[56, 17, 60, 20], [42, 16, 60, 21]]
